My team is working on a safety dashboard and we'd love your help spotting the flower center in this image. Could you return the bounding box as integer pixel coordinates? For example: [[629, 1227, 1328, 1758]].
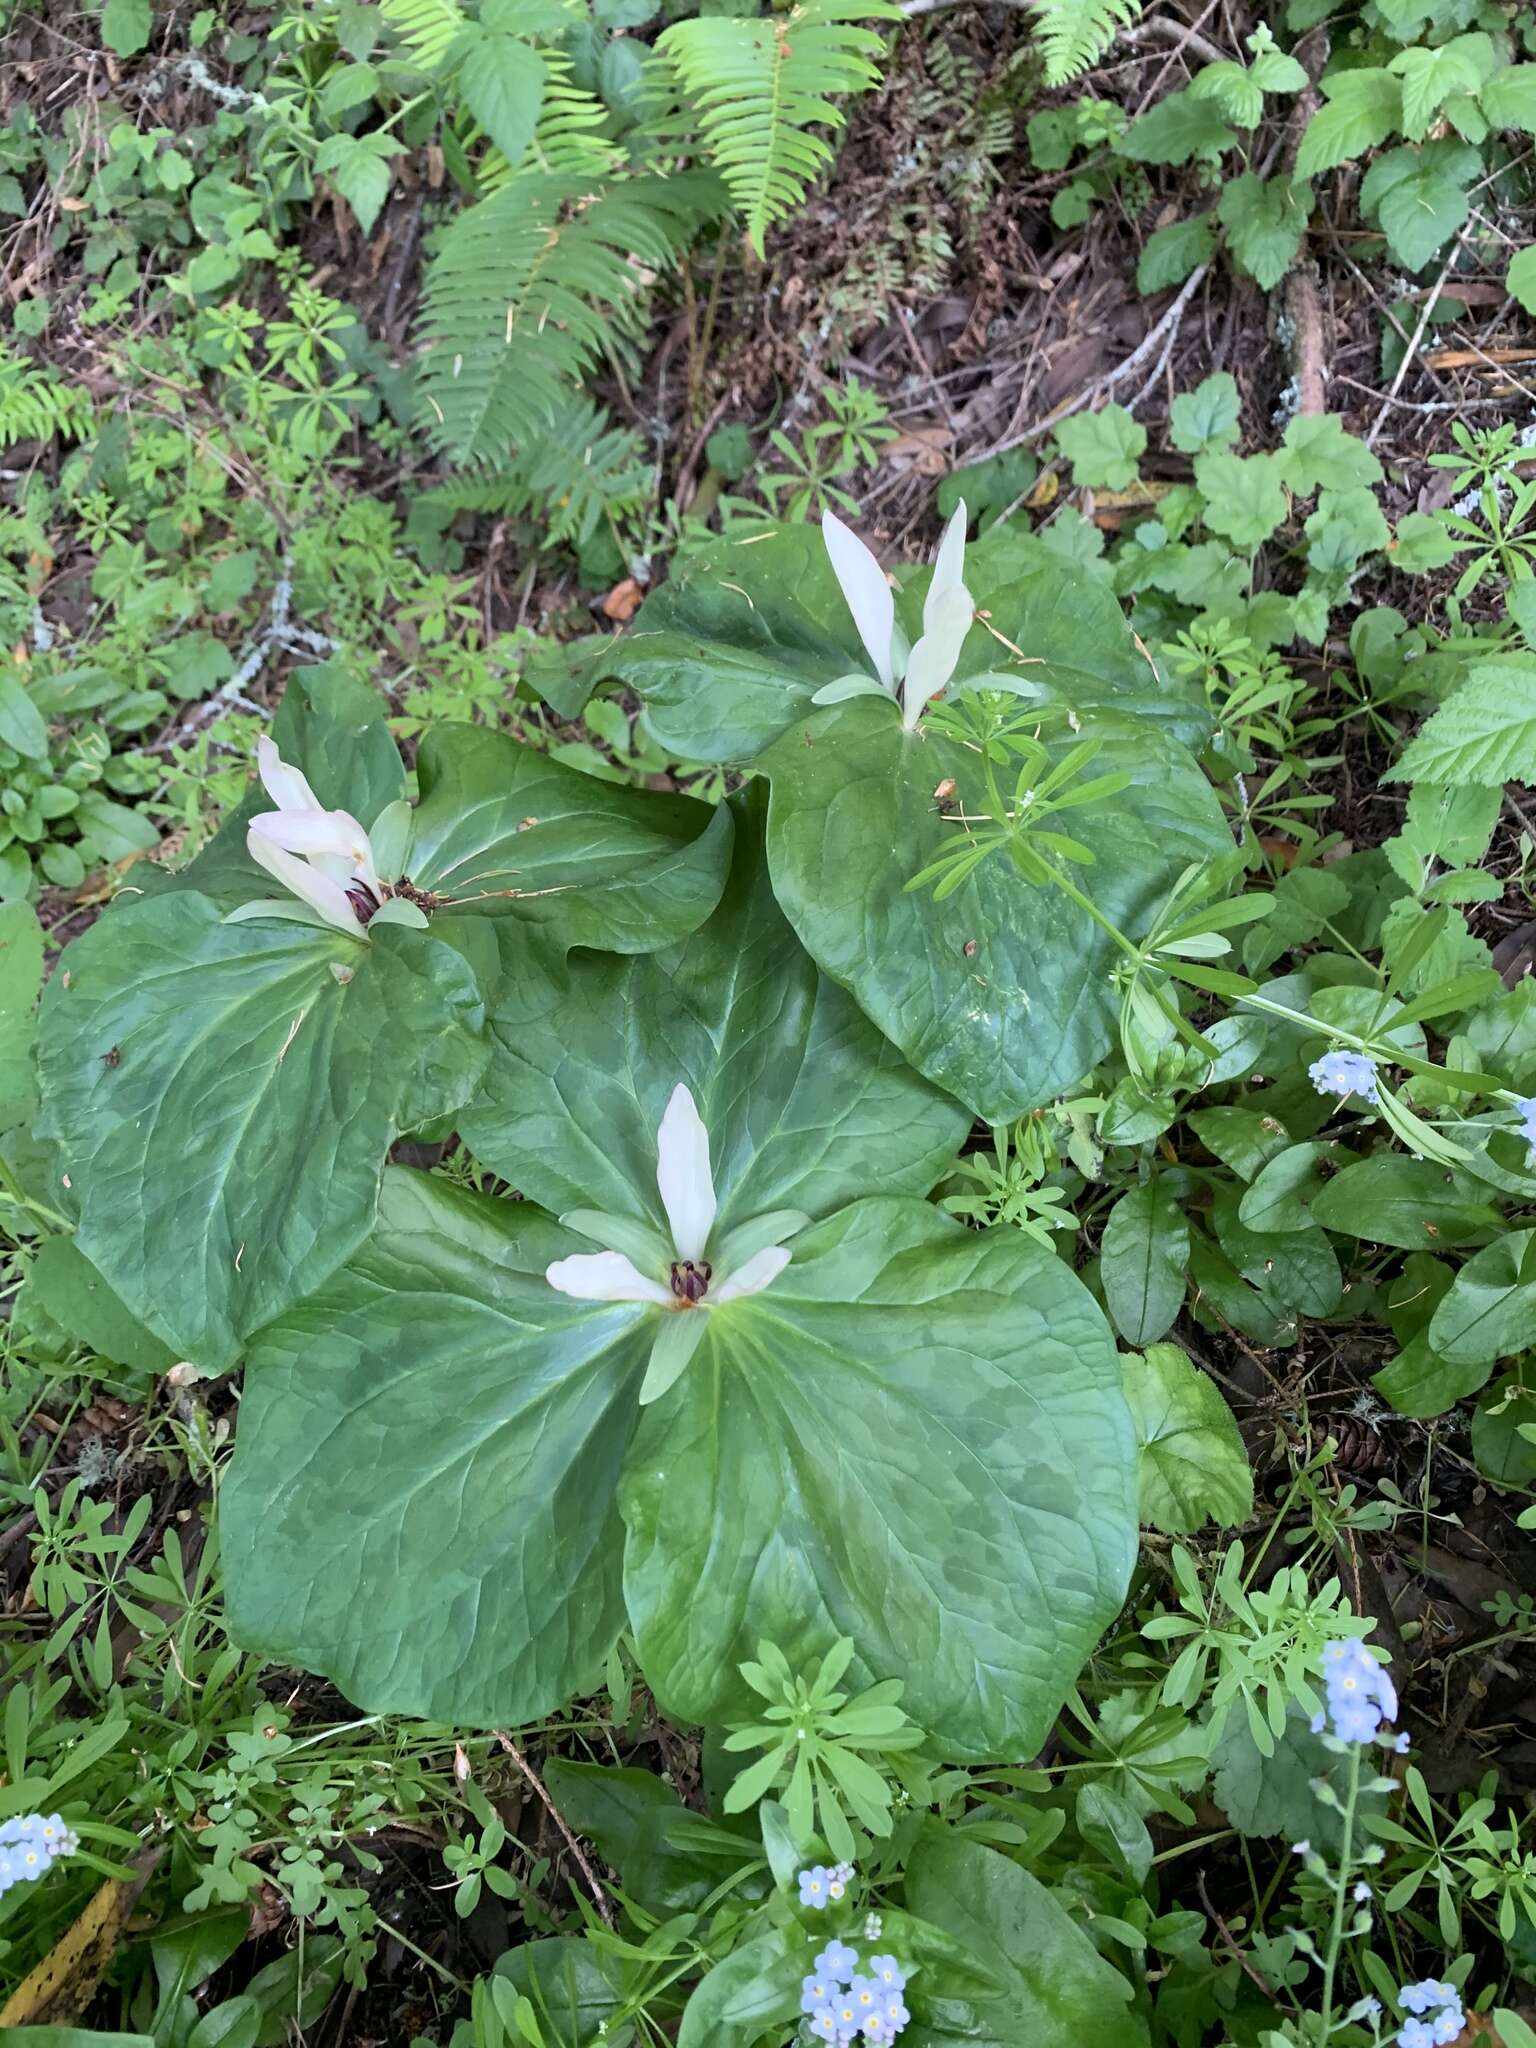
[[669, 1258, 711, 1305], [345, 880, 382, 925]]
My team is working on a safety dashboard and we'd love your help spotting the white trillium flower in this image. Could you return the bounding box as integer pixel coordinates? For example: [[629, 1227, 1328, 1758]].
[[817, 501, 973, 730], [240, 739, 422, 940], [546, 1083, 805, 1404]]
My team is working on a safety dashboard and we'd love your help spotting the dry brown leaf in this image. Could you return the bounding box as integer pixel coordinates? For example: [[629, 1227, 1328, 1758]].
[[0, 1855, 159, 2027]]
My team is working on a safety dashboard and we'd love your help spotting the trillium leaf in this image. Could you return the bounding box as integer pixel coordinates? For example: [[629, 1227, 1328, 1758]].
[[224, 1178, 1136, 1754], [36, 897, 490, 1368], [621, 1196, 1138, 1756], [594, 520, 1208, 766], [407, 721, 733, 953], [36, 690, 730, 1368], [458, 794, 969, 1226], [761, 700, 1231, 1121], [224, 1170, 650, 1721]]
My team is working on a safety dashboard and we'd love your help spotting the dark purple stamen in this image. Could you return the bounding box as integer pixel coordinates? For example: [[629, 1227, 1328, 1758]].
[[670, 1259, 711, 1304], [346, 881, 382, 925]]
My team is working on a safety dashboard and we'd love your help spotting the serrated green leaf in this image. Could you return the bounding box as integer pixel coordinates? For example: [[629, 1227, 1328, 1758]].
[[1294, 68, 1402, 178], [1136, 212, 1216, 295], [1387, 661, 1536, 786], [1169, 372, 1240, 454], [1055, 404, 1146, 490], [1218, 173, 1312, 290]]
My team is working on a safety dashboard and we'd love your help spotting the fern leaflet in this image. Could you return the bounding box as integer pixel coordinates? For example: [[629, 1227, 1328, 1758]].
[[657, 0, 898, 254], [417, 170, 727, 463], [417, 397, 653, 545], [380, 0, 466, 71], [1032, 0, 1144, 87], [473, 52, 620, 186], [0, 351, 96, 450]]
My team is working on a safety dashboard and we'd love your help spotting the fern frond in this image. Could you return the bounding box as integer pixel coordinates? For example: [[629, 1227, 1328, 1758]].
[[1032, 0, 1143, 86], [380, 0, 466, 72], [0, 351, 95, 450], [418, 397, 653, 544], [475, 52, 620, 187], [657, 0, 897, 254], [417, 171, 727, 464]]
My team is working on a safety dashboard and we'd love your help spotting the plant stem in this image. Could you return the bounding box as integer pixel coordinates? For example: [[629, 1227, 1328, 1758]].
[[1315, 1743, 1363, 2041]]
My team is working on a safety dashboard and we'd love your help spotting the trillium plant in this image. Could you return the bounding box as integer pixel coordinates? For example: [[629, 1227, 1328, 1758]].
[[31, 512, 1249, 1761]]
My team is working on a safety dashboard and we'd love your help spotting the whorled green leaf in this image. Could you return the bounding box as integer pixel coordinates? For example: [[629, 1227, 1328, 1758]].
[[225, 1176, 1137, 1755], [459, 793, 969, 1222], [596, 520, 1207, 767], [36, 900, 490, 1368], [408, 721, 732, 954], [224, 1171, 649, 1721], [761, 699, 1231, 1121], [36, 680, 731, 1368], [621, 1197, 1137, 1757]]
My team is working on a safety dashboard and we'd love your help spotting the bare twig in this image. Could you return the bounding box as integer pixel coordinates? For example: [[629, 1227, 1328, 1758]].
[[981, 263, 1209, 463], [181, 559, 336, 732], [495, 1731, 616, 1928], [1366, 222, 1476, 446], [899, 0, 1028, 18], [1118, 15, 1232, 66]]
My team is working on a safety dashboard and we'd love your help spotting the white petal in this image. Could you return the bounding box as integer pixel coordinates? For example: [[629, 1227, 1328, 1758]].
[[713, 1244, 791, 1304], [247, 823, 366, 936], [545, 1251, 671, 1305], [257, 737, 323, 814], [822, 510, 896, 694], [901, 582, 973, 730], [250, 806, 381, 894], [656, 1082, 715, 1263], [925, 501, 968, 631]]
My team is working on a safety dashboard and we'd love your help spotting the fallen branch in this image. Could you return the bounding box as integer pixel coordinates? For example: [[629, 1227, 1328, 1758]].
[[495, 1730, 616, 1928], [182, 561, 336, 731], [982, 262, 1210, 463]]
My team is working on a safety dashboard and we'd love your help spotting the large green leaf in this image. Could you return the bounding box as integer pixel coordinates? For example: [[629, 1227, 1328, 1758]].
[[1121, 1342, 1252, 1533], [761, 699, 1230, 1120], [36, 899, 489, 1368], [224, 1170, 649, 1721], [489, 1938, 623, 2048], [225, 1178, 1136, 1753], [1429, 1229, 1536, 1364], [621, 1197, 1137, 1756], [36, 704, 731, 1367], [599, 521, 1206, 766], [903, 1827, 1148, 2047], [459, 796, 968, 1221], [408, 721, 732, 952], [0, 899, 44, 1127]]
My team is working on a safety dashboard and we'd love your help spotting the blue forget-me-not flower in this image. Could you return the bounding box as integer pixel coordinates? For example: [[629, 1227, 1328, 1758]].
[[1311, 1638, 1401, 1745], [1309, 1049, 1381, 1105], [0, 1812, 79, 1897]]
